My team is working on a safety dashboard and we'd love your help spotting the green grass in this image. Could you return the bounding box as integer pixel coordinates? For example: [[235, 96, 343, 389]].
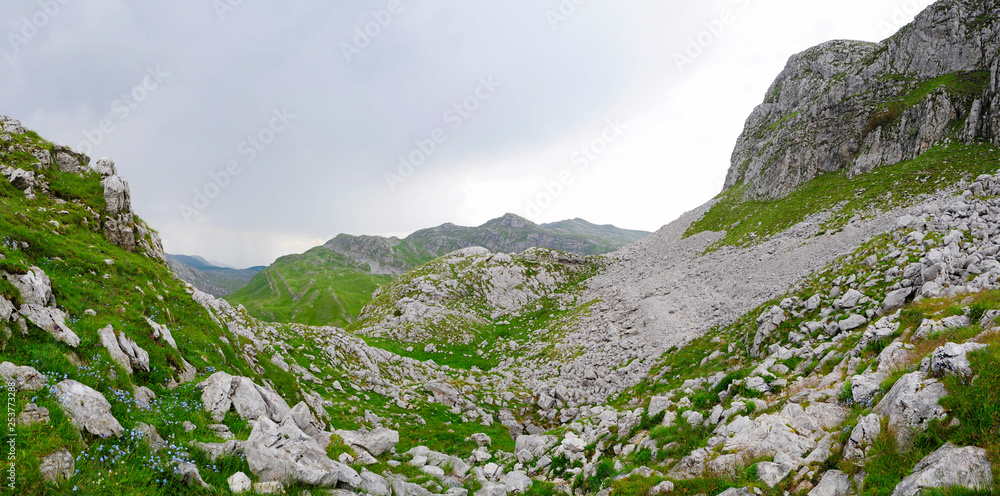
[[227, 247, 393, 328], [686, 143, 1000, 249], [864, 71, 990, 138]]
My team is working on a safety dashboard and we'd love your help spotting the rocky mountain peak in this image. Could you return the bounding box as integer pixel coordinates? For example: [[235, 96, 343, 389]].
[[725, 0, 1000, 199]]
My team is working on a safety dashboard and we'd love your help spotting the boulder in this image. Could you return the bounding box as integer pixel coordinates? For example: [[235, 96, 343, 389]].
[[146, 317, 178, 349], [39, 449, 74, 482], [891, 443, 993, 496], [475, 481, 509, 496], [0, 362, 46, 391], [756, 461, 793, 487], [227, 471, 252, 493], [98, 325, 149, 374], [197, 372, 292, 423], [504, 470, 532, 493], [838, 314, 868, 333], [882, 288, 914, 313], [425, 381, 462, 406], [17, 403, 49, 427], [648, 396, 672, 418], [873, 372, 947, 447], [924, 342, 988, 377], [471, 433, 492, 447], [649, 481, 675, 494], [360, 470, 391, 496], [808, 470, 851, 496], [54, 380, 123, 437], [335, 427, 399, 457], [134, 386, 156, 410], [246, 414, 359, 488], [843, 413, 880, 461]]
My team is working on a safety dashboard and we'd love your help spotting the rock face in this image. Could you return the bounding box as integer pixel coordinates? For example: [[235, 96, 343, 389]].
[[197, 372, 292, 423], [726, 0, 1000, 199], [90, 157, 166, 262], [891, 443, 993, 496], [54, 380, 123, 438]]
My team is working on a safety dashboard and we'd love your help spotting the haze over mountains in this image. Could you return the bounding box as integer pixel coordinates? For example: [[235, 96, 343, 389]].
[[221, 213, 649, 327]]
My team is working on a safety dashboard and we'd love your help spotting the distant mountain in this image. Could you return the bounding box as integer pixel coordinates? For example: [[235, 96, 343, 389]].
[[166, 254, 265, 297], [226, 214, 650, 327]]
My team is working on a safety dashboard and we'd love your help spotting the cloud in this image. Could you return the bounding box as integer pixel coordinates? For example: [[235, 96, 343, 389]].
[[0, 0, 935, 267]]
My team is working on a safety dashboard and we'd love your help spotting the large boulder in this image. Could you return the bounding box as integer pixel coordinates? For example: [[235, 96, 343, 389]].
[[6, 267, 80, 347], [872, 372, 947, 447], [923, 342, 988, 377], [197, 372, 292, 423], [335, 427, 399, 457], [54, 380, 123, 437], [891, 443, 993, 496], [808, 470, 851, 496], [0, 362, 46, 391], [245, 414, 359, 488]]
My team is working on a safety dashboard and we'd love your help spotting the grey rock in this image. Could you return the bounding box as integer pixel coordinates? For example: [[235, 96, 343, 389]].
[[882, 288, 913, 313], [808, 470, 850, 496], [649, 480, 675, 494], [54, 380, 123, 438], [360, 470, 391, 496], [197, 371, 292, 423], [192, 440, 244, 462], [891, 443, 993, 496], [838, 314, 868, 333], [0, 362, 46, 391], [335, 427, 399, 457], [136, 422, 166, 451], [17, 403, 49, 427], [39, 449, 74, 482], [475, 481, 510, 496], [472, 432, 492, 447], [246, 414, 357, 488], [98, 325, 149, 374], [515, 434, 556, 458], [844, 413, 880, 461], [873, 372, 947, 447], [134, 386, 156, 410], [505, 470, 533, 493], [924, 342, 988, 377], [757, 461, 793, 487], [227, 471, 252, 493]]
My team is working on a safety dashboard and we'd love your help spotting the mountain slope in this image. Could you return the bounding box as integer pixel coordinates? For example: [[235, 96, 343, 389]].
[[166, 254, 264, 297], [226, 213, 649, 327]]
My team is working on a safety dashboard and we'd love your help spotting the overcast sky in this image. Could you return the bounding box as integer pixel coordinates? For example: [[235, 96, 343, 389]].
[[1, 0, 934, 267]]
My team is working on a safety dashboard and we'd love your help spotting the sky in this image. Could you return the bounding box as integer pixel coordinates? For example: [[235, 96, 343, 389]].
[[0, 0, 935, 267]]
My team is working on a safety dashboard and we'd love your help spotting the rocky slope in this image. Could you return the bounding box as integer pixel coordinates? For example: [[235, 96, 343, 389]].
[[726, 0, 1000, 199], [227, 214, 648, 328], [2, 1, 1000, 495], [166, 254, 265, 297]]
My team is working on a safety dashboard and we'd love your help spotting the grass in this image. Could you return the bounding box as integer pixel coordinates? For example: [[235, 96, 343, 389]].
[[685, 143, 1000, 250], [227, 246, 394, 328], [863, 71, 990, 138]]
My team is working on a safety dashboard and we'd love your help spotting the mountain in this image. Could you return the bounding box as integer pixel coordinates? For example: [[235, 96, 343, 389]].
[[4, 2, 1000, 495], [726, 0, 1000, 199], [165, 253, 264, 297], [225, 213, 650, 327]]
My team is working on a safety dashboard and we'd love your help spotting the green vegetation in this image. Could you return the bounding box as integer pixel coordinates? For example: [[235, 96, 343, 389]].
[[686, 143, 1000, 249], [864, 71, 989, 139], [227, 247, 393, 327]]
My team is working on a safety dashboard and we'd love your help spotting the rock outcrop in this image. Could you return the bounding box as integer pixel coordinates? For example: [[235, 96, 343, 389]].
[[726, 0, 1000, 199]]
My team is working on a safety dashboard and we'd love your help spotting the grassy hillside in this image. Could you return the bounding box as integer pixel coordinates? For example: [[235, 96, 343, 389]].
[[686, 142, 1000, 249], [227, 247, 393, 326]]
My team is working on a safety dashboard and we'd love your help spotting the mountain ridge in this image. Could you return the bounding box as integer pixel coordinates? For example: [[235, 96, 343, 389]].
[[225, 213, 649, 327]]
